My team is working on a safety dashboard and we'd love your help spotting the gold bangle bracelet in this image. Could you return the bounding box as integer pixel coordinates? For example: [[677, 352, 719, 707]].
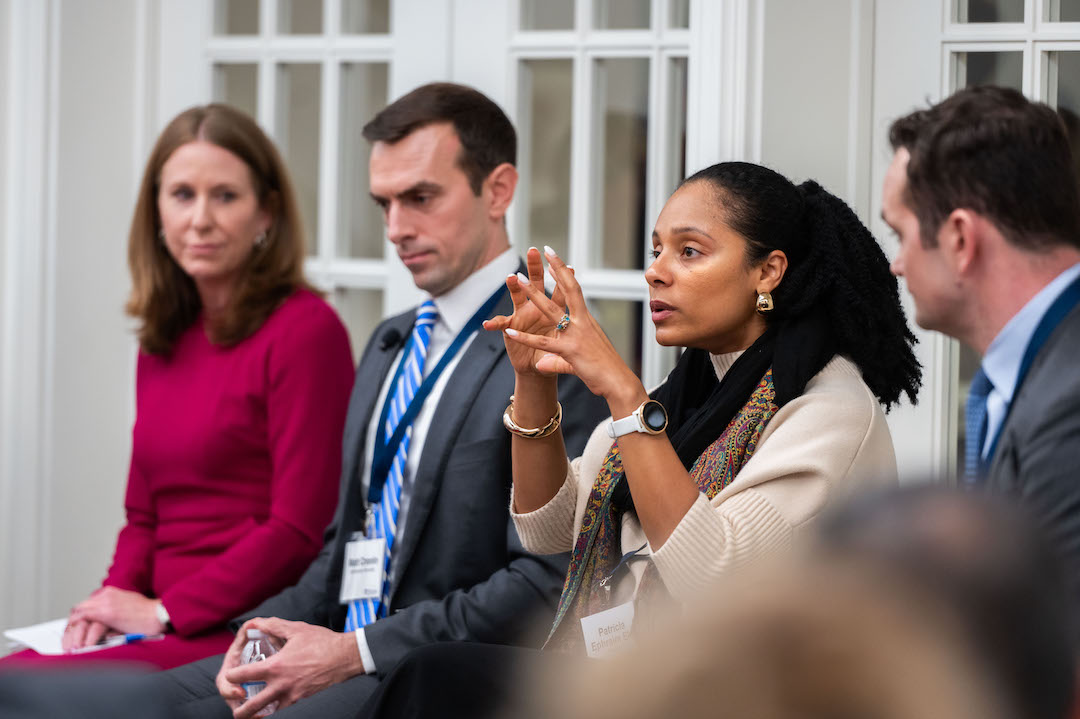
[[503, 395, 562, 439]]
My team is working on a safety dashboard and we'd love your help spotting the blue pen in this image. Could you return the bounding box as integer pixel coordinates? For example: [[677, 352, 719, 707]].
[[70, 632, 166, 654]]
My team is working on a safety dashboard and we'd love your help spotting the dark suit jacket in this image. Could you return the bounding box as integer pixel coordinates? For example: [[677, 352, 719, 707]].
[[986, 301, 1080, 613], [235, 288, 607, 676]]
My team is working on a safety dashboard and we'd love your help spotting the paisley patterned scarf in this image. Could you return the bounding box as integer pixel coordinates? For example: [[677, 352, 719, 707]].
[[545, 368, 779, 653]]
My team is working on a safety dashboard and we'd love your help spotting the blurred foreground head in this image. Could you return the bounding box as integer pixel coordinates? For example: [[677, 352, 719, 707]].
[[519, 552, 1011, 719], [517, 486, 1075, 719], [817, 485, 1076, 719]]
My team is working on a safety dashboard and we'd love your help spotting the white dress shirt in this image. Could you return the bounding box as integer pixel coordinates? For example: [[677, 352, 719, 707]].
[[352, 248, 519, 672]]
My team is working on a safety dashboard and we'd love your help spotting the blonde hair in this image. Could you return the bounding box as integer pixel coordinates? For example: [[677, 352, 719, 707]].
[[126, 103, 314, 355]]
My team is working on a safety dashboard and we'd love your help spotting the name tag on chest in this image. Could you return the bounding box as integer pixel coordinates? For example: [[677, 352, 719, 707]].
[[339, 537, 387, 604], [580, 601, 635, 658]]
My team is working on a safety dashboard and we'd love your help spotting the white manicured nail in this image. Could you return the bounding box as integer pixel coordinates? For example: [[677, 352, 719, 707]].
[[516, 272, 531, 286], [505, 328, 519, 337], [543, 245, 557, 258]]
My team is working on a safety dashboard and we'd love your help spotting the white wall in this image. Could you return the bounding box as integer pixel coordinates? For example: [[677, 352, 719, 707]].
[[0, 0, 9, 371], [44, 0, 139, 620], [0, 0, 139, 633], [757, 0, 873, 217]]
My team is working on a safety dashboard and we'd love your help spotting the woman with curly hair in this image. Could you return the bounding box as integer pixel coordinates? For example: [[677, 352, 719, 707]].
[[359, 161, 921, 719]]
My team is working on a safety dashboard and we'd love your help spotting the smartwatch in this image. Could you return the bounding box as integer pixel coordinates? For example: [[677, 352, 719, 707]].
[[607, 399, 668, 438]]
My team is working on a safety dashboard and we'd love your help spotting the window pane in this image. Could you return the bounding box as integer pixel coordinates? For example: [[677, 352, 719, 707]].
[[669, 0, 690, 28], [594, 0, 651, 29], [521, 0, 575, 30], [589, 299, 644, 377], [333, 287, 383, 360], [279, 0, 323, 34], [277, 63, 322, 257], [214, 0, 259, 34], [521, 59, 573, 261], [213, 63, 258, 119], [955, 51, 1023, 92], [954, 0, 1024, 22], [340, 62, 389, 258], [1051, 52, 1080, 197], [342, 0, 390, 34], [593, 57, 650, 270], [666, 57, 688, 194], [1053, 0, 1080, 21]]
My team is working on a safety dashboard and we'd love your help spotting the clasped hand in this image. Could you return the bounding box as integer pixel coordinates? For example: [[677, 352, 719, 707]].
[[483, 246, 644, 407], [217, 617, 365, 719], [63, 586, 165, 651]]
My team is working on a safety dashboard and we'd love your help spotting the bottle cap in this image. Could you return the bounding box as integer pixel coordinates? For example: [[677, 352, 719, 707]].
[[246, 629, 266, 639]]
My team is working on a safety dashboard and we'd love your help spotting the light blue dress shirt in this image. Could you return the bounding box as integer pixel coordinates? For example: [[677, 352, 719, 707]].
[[979, 262, 1080, 458]]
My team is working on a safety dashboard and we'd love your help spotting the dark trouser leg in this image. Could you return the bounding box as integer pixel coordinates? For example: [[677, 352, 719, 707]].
[[154, 653, 233, 719], [357, 643, 537, 719]]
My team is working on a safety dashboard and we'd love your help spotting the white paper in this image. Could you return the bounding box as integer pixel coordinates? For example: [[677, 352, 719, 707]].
[[580, 601, 635, 658], [3, 617, 68, 655]]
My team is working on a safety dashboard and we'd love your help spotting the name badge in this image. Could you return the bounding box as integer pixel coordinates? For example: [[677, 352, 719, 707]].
[[580, 601, 635, 658], [339, 537, 386, 604]]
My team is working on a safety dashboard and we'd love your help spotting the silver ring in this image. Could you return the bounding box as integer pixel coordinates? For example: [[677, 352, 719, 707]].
[[555, 313, 571, 332]]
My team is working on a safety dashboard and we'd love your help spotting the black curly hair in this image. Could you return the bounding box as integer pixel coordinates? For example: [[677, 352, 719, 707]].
[[681, 162, 921, 410]]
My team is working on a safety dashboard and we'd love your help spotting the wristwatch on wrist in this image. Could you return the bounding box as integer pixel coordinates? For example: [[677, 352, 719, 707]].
[[607, 399, 668, 438]]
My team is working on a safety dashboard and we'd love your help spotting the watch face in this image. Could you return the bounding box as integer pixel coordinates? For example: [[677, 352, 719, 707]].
[[642, 401, 667, 432]]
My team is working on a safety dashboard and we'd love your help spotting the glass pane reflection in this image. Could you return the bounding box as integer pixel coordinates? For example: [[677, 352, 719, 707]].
[[213, 64, 258, 120], [279, 0, 323, 34], [589, 298, 644, 378], [521, 0, 575, 30], [339, 62, 389, 258], [594, 0, 651, 29], [277, 63, 322, 257], [342, 0, 390, 33], [521, 59, 573, 261], [955, 0, 1024, 22], [594, 57, 650, 270], [956, 51, 1023, 92], [333, 287, 383, 360], [214, 0, 259, 35]]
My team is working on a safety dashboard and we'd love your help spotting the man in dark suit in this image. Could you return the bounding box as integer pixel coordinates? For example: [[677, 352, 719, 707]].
[[159, 83, 607, 718], [881, 86, 1080, 615]]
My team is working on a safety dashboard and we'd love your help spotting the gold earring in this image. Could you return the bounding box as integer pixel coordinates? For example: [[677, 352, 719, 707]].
[[756, 291, 774, 315]]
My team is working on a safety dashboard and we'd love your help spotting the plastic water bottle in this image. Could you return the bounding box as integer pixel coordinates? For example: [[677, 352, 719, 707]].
[[241, 628, 281, 717]]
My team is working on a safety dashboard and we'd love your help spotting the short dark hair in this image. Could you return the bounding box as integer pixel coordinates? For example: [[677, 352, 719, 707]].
[[361, 82, 516, 195], [889, 85, 1080, 251]]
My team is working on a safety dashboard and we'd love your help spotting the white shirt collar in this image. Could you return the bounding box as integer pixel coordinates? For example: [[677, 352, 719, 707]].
[[428, 248, 518, 333]]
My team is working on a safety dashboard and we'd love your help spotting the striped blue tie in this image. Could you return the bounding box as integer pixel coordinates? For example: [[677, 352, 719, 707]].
[[345, 300, 438, 631], [963, 367, 993, 486]]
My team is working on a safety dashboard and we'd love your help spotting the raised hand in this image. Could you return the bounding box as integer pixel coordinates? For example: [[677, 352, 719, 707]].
[[482, 247, 572, 377], [498, 247, 646, 410]]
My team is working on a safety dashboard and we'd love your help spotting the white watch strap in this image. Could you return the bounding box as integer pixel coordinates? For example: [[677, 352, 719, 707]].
[[607, 412, 644, 438]]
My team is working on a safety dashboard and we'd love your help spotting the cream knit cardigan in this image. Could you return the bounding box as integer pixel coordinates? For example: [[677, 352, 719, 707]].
[[511, 352, 898, 606]]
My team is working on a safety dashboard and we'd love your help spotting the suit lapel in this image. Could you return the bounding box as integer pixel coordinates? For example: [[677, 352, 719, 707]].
[[387, 288, 515, 603]]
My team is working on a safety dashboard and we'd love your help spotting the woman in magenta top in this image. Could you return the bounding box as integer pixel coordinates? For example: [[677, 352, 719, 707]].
[[3, 104, 354, 669]]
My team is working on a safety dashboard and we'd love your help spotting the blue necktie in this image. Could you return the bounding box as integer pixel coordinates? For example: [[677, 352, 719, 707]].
[[345, 300, 438, 631], [964, 367, 993, 486]]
